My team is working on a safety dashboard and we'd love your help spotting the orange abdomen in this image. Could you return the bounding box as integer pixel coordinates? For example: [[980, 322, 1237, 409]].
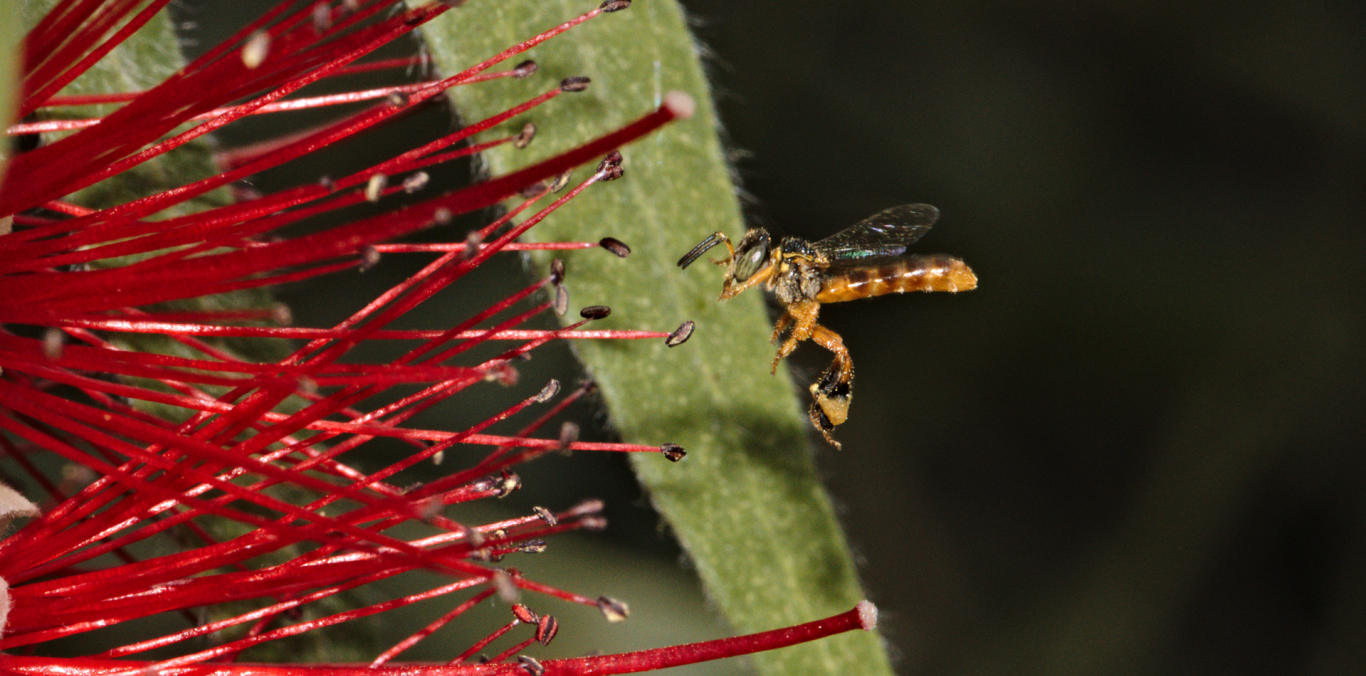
[[814, 254, 978, 303]]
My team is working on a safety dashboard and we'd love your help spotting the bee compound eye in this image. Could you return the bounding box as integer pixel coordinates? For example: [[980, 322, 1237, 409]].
[[732, 232, 771, 282], [734, 249, 765, 281]]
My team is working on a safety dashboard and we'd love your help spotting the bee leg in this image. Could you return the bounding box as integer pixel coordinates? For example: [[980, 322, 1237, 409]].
[[808, 396, 842, 451], [769, 313, 793, 345], [808, 324, 853, 388], [770, 301, 821, 375], [806, 324, 853, 449]]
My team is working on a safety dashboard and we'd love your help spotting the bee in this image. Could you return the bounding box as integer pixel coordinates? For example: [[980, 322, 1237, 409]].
[[678, 204, 977, 449]]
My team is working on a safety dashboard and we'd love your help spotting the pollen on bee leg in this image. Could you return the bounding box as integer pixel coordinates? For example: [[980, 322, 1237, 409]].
[[809, 360, 853, 426], [806, 356, 852, 449]]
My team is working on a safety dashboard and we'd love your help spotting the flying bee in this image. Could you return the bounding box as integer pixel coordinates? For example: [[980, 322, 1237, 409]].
[[678, 203, 977, 449]]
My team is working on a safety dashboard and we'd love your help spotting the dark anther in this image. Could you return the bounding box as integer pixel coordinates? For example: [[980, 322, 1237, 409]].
[[598, 237, 631, 257], [512, 59, 538, 78], [518, 540, 547, 554], [536, 615, 559, 645], [660, 443, 686, 462], [597, 150, 625, 181], [553, 285, 569, 316], [461, 230, 484, 260], [532, 505, 558, 526], [311, 4, 331, 32], [514, 122, 537, 149], [242, 31, 269, 69], [599, 163, 625, 181], [42, 328, 63, 361], [364, 173, 387, 202], [517, 656, 545, 676], [597, 596, 630, 622], [559, 76, 591, 92], [600, 0, 631, 11], [484, 361, 519, 386], [665, 320, 695, 347], [232, 183, 264, 202], [402, 171, 429, 193], [317, 175, 335, 191], [579, 305, 611, 320], [548, 169, 574, 192], [535, 379, 560, 403], [558, 421, 580, 451], [492, 470, 521, 497], [512, 604, 539, 624], [358, 246, 381, 272]]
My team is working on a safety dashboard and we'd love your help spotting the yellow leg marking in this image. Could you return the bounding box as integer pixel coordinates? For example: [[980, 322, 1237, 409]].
[[769, 300, 821, 374]]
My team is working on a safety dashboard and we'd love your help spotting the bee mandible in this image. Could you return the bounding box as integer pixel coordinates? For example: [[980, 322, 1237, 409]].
[[678, 204, 977, 449]]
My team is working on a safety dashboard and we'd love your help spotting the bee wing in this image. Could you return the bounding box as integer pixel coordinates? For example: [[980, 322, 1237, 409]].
[[815, 203, 940, 262]]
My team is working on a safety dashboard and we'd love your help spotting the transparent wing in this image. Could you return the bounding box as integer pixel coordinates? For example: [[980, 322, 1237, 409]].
[[814, 203, 940, 262]]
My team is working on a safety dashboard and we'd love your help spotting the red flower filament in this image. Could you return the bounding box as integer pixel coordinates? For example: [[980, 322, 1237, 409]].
[[0, 1, 875, 673]]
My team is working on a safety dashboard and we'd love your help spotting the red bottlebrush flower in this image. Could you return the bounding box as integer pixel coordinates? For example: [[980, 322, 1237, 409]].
[[0, 1, 875, 674]]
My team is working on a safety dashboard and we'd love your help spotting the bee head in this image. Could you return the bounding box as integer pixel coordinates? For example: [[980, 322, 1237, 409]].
[[730, 229, 772, 283], [678, 228, 776, 301]]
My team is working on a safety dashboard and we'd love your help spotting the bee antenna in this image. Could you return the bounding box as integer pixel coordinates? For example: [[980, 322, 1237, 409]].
[[677, 232, 730, 269]]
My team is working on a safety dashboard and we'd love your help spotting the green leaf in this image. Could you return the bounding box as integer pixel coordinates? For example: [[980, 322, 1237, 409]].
[[423, 4, 892, 674], [0, 3, 18, 192], [19, 0, 230, 217]]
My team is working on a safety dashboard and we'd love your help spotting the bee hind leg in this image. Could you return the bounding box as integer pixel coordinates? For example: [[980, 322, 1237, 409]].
[[806, 324, 853, 449], [808, 398, 842, 451]]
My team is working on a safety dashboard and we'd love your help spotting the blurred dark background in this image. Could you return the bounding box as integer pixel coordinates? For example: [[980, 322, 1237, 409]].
[[172, 1, 1365, 674], [676, 1, 1366, 674]]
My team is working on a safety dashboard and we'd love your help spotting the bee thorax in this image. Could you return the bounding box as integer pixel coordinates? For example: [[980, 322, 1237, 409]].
[[771, 261, 823, 303]]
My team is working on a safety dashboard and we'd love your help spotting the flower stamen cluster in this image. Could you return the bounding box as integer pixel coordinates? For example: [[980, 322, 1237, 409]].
[[0, 1, 874, 673]]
